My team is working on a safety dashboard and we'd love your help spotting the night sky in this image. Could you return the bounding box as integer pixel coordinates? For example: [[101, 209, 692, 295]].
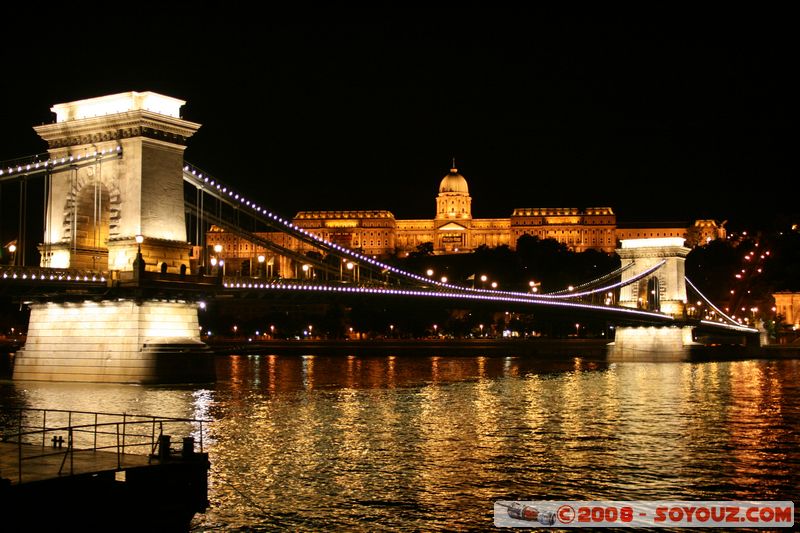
[[1, 6, 795, 231]]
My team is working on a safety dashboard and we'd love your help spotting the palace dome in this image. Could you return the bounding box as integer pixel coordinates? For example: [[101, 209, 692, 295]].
[[439, 167, 469, 194]]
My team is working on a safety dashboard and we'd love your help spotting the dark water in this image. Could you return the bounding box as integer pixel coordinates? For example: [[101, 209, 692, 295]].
[[1, 353, 799, 531]]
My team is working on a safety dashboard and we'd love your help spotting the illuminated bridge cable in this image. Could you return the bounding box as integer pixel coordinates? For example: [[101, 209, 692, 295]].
[[685, 276, 743, 328], [535, 260, 667, 300], [0, 148, 122, 183], [220, 278, 679, 323], [184, 202, 342, 279], [542, 263, 634, 295], [182, 163, 450, 289]]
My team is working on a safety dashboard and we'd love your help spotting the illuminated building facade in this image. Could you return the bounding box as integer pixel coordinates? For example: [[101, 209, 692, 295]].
[[616, 219, 727, 248], [206, 164, 726, 275], [773, 292, 800, 329]]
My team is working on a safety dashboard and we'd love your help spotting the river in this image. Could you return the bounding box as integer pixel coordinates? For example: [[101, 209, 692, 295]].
[[1, 351, 798, 531]]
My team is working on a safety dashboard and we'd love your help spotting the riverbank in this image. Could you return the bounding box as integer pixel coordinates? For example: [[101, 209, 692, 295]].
[[204, 337, 800, 360], [207, 338, 611, 356]]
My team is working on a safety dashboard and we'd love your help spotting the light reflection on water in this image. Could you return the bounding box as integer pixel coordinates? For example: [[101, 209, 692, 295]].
[[1, 354, 798, 531]]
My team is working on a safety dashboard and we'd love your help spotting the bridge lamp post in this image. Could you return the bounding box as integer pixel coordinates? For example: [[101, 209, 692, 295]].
[[258, 255, 265, 279], [480, 274, 487, 289], [479, 323, 484, 337], [491, 281, 497, 289], [346, 261, 358, 283], [441, 276, 448, 284], [211, 244, 223, 275], [133, 235, 145, 277], [426, 268, 434, 277], [433, 324, 438, 337], [575, 323, 580, 337]]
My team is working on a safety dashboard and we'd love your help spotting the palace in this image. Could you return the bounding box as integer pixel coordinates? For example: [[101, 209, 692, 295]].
[[206, 164, 726, 276]]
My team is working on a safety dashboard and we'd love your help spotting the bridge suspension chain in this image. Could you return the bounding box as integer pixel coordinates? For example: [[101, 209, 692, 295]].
[[541, 262, 634, 296], [684, 276, 742, 328], [182, 162, 445, 289], [536, 260, 667, 300]]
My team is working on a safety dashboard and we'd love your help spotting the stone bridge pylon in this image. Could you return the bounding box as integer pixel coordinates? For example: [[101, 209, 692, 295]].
[[13, 92, 214, 384], [609, 237, 697, 358]]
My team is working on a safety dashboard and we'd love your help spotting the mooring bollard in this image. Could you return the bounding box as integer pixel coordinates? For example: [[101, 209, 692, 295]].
[[159, 434, 171, 460], [182, 437, 195, 459]]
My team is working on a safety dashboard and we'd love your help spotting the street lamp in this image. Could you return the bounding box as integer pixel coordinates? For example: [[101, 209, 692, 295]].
[[133, 235, 144, 275], [258, 255, 265, 278], [440, 276, 448, 283], [575, 323, 580, 337], [7, 243, 17, 266], [491, 281, 497, 289], [433, 324, 438, 337], [346, 261, 358, 283], [479, 323, 484, 337], [426, 269, 434, 277]]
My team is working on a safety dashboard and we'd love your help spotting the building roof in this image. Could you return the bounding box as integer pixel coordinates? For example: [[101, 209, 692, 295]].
[[439, 167, 469, 194], [294, 210, 395, 219]]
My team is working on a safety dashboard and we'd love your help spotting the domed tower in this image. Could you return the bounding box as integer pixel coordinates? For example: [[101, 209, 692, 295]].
[[436, 161, 472, 220]]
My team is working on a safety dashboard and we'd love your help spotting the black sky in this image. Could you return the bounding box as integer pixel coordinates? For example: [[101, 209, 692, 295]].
[[0, 6, 795, 230]]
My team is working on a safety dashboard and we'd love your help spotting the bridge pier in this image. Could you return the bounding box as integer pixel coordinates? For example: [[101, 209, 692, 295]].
[[13, 300, 214, 384], [608, 326, 699, 360]]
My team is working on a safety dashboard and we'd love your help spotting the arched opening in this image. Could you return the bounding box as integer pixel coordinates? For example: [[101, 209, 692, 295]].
[[72, 183, 110, 270], [638, 276, 661, 311]]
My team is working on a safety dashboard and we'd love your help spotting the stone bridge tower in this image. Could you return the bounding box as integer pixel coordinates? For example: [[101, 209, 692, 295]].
[[609, 237, 696, 359], [34, 91, 200, 273], [617, 237, 690, 317]]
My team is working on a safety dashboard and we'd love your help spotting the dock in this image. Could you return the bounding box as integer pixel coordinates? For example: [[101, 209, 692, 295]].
[[0, 408, 210, 532]]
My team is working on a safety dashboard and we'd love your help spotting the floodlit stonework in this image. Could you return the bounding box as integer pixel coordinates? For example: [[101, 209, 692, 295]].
[[35, 91, 200, 273], [617, 238, 690, 317], [15, 92, 213, 384], [13, 300, 213, 383]]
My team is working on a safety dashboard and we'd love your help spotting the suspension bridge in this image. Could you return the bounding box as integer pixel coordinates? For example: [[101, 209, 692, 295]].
[[0, 92, 757, 383]]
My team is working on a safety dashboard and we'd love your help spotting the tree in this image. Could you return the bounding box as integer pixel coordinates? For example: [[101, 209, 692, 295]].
[[408, 242, 434, 258]]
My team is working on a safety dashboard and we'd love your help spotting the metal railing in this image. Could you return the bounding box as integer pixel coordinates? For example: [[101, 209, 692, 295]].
[[0, 408, 209, 484]]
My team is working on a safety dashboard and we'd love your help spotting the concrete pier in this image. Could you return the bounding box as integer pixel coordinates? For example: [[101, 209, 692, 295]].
[[607, 325, 699, 360], [13, 300, 214, 384]]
